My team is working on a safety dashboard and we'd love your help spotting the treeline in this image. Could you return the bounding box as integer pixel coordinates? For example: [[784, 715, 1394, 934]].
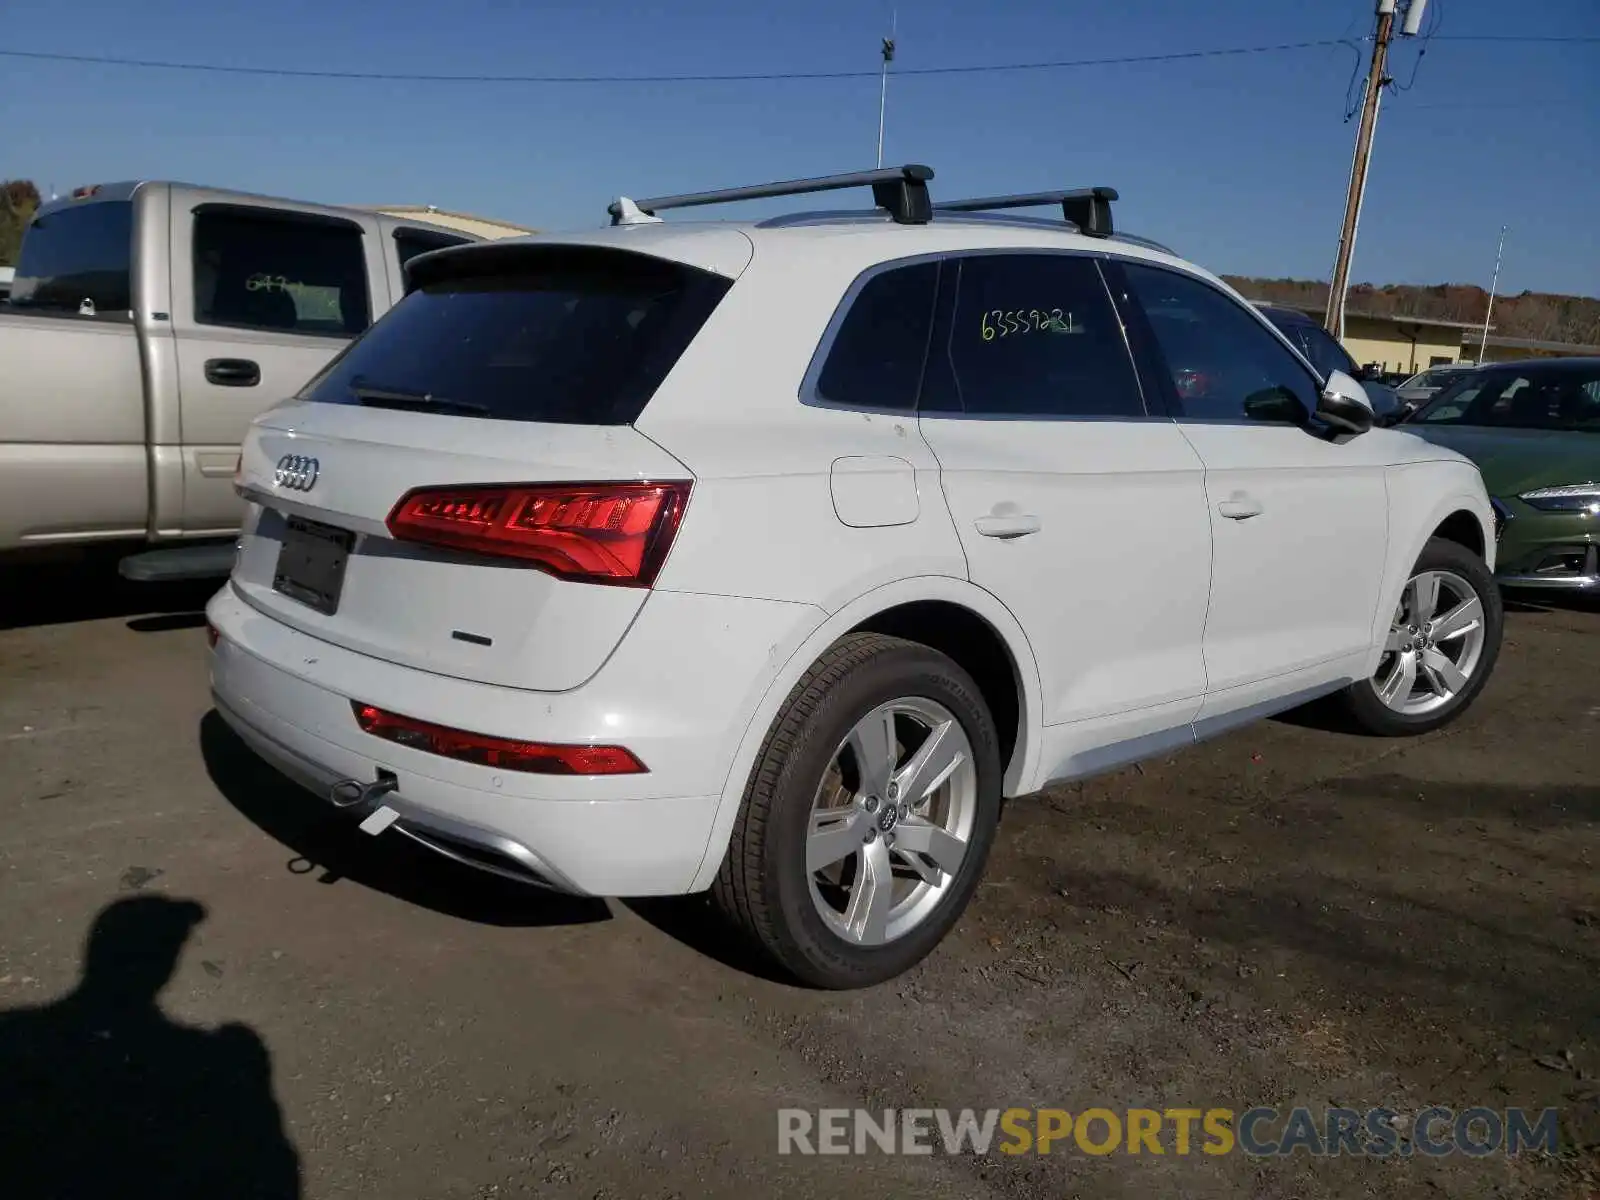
[[1225, 275, 1600, 347], [1, 179, 42, 266]]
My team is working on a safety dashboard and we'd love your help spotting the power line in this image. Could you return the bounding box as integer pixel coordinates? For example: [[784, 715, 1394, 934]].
[[1429, 34, 1600, 42], [0, 39, 1364, 85], [1, 34, 1587, 85]]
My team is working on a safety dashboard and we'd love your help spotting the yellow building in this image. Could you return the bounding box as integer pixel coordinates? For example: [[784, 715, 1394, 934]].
[[364, 205, 537, 240], [1257, 303, 1599, 374], [1338, 310, 1483, 375]]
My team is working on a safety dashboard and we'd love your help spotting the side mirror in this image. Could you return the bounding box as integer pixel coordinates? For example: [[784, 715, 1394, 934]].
[[1318, 369, 1374, 436]]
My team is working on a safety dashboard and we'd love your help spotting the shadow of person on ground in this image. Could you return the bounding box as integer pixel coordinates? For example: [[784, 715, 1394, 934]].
[[199, 712, 612, 929], [0, 896, 301, 1200]]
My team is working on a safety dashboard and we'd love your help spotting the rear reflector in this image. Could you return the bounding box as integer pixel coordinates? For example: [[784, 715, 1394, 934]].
[[386, 480, 690, 587], [351, 702, 647, 775]]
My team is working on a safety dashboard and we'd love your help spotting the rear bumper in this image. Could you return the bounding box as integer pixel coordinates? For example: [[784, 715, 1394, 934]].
[[206, 583, 823, 896]]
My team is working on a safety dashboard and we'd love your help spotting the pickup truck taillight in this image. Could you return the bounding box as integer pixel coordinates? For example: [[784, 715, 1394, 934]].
[[385, 481, 691, 587]]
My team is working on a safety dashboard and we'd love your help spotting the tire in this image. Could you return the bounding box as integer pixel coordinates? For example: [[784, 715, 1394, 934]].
[[711, 632, 1003, 989], [1338, 536, 1503, 736]]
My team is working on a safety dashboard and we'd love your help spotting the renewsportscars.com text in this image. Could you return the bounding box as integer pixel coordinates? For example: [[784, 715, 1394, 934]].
[[777, 1106, 1560, 1158]]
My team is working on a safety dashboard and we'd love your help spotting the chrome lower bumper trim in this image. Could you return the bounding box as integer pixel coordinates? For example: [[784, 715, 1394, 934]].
[[1497, 573, 1600, 591], [213, 693, 585, 894], [1498, 543, 1599, 590]]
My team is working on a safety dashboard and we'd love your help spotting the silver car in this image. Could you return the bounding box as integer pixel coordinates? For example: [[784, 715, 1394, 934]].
[[1395, 364, 1478, 416]]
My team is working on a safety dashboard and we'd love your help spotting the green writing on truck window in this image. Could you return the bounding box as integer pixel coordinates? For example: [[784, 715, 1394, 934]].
[[980, 309, 1080, 341]]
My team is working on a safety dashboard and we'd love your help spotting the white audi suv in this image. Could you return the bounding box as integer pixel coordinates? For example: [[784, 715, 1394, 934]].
[[208, 166, 1502, 988]]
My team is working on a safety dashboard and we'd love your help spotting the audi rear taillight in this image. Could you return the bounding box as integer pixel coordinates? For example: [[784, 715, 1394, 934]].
[[352, 702, 646, 775], [385, 480, 690, 587]]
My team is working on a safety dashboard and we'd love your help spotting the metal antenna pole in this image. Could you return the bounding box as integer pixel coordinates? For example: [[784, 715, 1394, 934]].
[[1478, 224, 1507, 364], [877, 12, 896, 169], [1325, 0, 1398, 339]]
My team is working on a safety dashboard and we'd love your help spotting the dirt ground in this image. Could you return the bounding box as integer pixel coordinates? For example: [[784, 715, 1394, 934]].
[[1, 561, 1596, 1199]]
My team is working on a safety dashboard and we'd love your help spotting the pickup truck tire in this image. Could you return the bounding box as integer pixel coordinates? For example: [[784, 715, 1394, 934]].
[[1340, 536, 1503, 736], [711, 633, 1003, 989]]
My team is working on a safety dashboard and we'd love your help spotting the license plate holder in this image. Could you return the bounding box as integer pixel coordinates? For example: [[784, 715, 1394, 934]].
[[273, 517, 354, 615]]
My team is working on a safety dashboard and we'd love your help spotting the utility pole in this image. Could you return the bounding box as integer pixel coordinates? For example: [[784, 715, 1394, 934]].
[[1324, 0, 1429, 339], [1325, 1, 1397, 338], [876, 11, 896, 169], [1477, 224, 1507, 364]]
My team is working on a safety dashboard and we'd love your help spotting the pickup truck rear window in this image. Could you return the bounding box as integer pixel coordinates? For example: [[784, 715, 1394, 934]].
[[299, 246, 732, 425], [194, 209, 370, 337], [8, 200, 133, 318]]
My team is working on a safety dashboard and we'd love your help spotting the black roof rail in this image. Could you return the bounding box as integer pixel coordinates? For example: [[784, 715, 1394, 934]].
[[609, 164, 935, 227], [933, 187, 1118, 238]]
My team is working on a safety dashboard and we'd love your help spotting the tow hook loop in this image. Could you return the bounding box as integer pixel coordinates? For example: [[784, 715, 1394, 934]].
[[329, 775, 399, 810]]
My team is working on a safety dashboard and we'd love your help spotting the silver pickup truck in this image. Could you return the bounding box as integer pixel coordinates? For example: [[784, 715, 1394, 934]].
[[0, 181, 484, 579]]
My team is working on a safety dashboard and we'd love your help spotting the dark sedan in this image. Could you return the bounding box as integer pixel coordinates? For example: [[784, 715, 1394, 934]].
[[1255, 304, 1404, 423]]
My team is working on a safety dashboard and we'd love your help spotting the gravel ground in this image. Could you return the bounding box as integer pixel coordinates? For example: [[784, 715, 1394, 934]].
[[1, 563, 1596, 1199]]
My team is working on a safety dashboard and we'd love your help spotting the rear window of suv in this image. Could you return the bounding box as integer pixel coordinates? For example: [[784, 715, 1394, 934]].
[[301, 245, 732, 425]]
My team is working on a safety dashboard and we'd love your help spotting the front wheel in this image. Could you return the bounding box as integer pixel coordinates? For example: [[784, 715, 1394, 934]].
[[1338, 536, 1503, 736], [711, 633, 1003, 989]]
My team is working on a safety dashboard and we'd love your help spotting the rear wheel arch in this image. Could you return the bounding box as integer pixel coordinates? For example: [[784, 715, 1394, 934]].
[[686, 577, 1043, 893], [845, 600, 1023, 789]]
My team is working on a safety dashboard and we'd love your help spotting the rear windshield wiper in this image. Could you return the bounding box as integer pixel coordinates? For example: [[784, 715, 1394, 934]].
[[348, 381, 491, 417]]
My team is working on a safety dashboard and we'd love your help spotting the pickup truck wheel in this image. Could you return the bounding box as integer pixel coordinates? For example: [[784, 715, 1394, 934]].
[[711, 633, 1002, 989], [1339, 536, 1503, 736]]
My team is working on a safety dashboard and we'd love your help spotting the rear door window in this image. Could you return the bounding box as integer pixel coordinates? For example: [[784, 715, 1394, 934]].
[[8, 199, 133, 318], [929, 253, 1145, 418], [300, 245, 733, 425], [193, 208, 371, 336]]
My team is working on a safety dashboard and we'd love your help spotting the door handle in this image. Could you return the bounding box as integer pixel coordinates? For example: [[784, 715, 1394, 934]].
[[974, 513, 1042, 539], [1217, 493, 1264, 520], [205, 358, 261, 387]]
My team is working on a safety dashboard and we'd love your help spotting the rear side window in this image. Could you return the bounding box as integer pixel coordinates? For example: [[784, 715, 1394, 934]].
[[814, 261, 938, 411], [935, 254, 1145, 418], [193, 208, 370, 336], [300, 245, 733, 425], [1123, 263, 1319, 424], [8, 200, 133, 318]]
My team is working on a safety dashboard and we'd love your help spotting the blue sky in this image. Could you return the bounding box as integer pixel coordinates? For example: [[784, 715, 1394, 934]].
[[3, 0, 1596, 294]]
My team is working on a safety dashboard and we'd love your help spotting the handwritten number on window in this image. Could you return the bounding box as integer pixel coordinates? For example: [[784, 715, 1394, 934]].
[[979, 308, 1074, 340]]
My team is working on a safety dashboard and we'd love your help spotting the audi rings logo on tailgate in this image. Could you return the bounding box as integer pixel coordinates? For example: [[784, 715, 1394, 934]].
[[273, 454, 319, 492]]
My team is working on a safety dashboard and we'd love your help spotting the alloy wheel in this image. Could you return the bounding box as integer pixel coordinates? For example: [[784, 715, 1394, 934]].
[[805, 697, 977, 947], [1371, 568, 1488, 716]]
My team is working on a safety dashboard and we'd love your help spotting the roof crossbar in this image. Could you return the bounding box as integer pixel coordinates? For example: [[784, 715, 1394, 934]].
[[609, 164, 935, 227], [933, 187, 1118, 238]]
